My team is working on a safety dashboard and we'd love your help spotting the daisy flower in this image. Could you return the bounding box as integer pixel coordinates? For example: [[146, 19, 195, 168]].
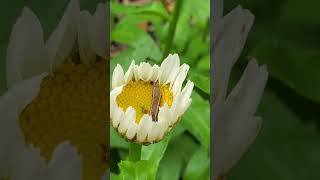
[[212, 2, 268, 180], [0, 97, 82, 179], [110, 54, 194, 144], [0, 0, 107, 179]]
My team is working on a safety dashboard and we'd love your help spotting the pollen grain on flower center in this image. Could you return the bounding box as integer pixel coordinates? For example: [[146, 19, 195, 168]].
[[19, 60, 108, 180], [116, 80, 173, 123]]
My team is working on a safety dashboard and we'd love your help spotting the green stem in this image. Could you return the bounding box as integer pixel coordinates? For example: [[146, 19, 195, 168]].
[[162, 0, 183, 58], [128, 143, 142, 161]]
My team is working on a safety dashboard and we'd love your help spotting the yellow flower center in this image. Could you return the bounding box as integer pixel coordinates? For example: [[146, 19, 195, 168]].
[[116, 80, 174, 123], [19, 60, 108, 180]]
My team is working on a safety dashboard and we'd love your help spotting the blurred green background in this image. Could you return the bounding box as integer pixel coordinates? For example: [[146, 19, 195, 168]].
[[0, 0, 101, 94], [110, 0, 210, 179], [224, 0, 320, 179]]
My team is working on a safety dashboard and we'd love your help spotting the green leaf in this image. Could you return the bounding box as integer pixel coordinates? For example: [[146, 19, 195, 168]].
[[183, 146, 210, 180], [118, 135, 171, 180], [111, 35, 162, 71], [110, 1, 169, 19], [173, 0, 210, 50], [111, 14, 163, 44], [170, 123, 186, 138], [188, 71, 210, 94], [251, 40, 320, 102], [279, 0, 320, 28], [156, 147, 182, 180], [230, 91, 320, 179], [141, 134, 171, 165], [181, 91, 210, 150], [118, 160, 154, 180], [188, 0, 210, 28], [157, 133, 199, 180], [196, 54, 210, 71], [184, 35, 209, 64]]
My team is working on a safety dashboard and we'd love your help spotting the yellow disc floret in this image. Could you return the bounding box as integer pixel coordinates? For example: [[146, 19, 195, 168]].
[[116, 80, 174, 123], [160, 84, 174, 107], [19, 60, 108, 180]]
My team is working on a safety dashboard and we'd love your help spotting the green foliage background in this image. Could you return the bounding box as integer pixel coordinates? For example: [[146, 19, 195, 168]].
[[110, 0, 210, 179], [224, 0, 320, 179]]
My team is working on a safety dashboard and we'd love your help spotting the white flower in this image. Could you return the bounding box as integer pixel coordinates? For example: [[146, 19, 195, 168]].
[[110, 54, 194, 144], [212, 1, 269, 179], [0, 89, 82, 179], [0, 0, 107, 179]]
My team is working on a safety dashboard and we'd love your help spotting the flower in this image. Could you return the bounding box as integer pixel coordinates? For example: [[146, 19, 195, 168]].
[[0, 97, 82, 179], [0, 0, 107, 179], [212, 3, 269, 180], [110, 54, 194, 144]]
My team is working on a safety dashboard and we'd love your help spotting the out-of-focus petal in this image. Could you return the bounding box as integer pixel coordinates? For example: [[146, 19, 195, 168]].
[[6, 7, 47, 88], [213, 6, 254, 102], [46, 0, 80, 72], [78, 10, 95, 65]]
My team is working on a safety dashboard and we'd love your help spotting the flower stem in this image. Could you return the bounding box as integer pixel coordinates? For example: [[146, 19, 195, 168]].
[[162, 0, 183, 58], [128, 143, 142, 161]]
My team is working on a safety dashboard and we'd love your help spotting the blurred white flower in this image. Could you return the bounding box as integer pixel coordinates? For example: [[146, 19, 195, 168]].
[[0, 95, 82, 179], [110, 54, 193, 144], [212, 1, 268, 179], [0, 0, 107, 179]]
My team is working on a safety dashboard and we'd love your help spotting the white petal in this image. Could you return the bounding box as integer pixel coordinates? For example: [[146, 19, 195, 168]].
[[6, 7, 47, 88], [147, 122, 161, 142], [0, 92, 25, 176], [136, 115, 153, 143], [10, 146, 46, 180], [110, 86, 123, 119], [169, 94, 191, 125], [214, 114, 262, 176], [159, 54, 180, 85], [112, 107, 124, 128], [213, 6, 254, 102], [225, 60, 268, 117], [157, 122, 168, 140], [10, 73, 47, 114], [110, 85, 123, 98], [46, 0, 80, 72], [125, 120, 139, 140], [148, 105, 170, 142], [78, 10, 95, 65], [158, 104, 171, 125], [124, 61, 135, 83], [171, 64, 189, 96], [133, 64, 139, 81], [0, 74, 47, 177], [213, 60, 268, 176], [46, 142, 82, 180], [89, 3, 107, 59], [118, 107, 135, 134], [112, 64, 124, 89], [138, 63, 153, 82], [179, 99, 192, 119], [181, 80, 194, 101], [179, 80, 194, 115], [150, 65, 160, 82]]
